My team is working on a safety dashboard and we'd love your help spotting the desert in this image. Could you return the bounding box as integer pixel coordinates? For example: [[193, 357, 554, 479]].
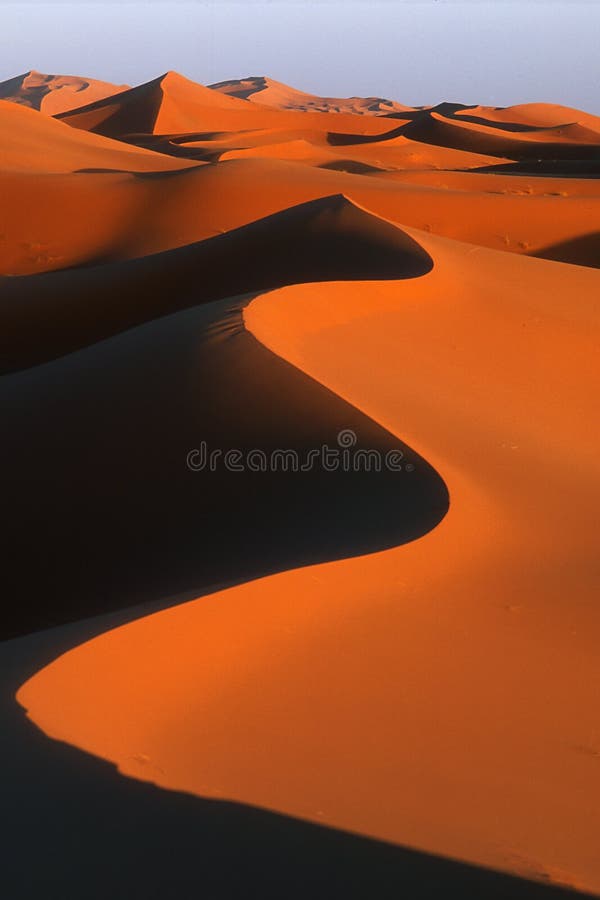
[[1, 65, 599, 899]]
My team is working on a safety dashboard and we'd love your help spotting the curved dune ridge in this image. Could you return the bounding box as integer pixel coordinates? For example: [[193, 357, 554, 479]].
[[0, 194, 432, 373], [2, 68, 600, 898], [16, 228, 600, 895], [2, 156, 599, 276]]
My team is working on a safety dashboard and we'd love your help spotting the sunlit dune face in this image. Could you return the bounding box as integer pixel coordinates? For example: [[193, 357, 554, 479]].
[[2, 79, 600, 278], [209, 74, 414, 117], [0, 70, 130, 115], [3, 69, 600, 896]]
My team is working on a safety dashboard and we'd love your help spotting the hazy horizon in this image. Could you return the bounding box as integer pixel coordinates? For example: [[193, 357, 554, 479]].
[[1, 1, 599, 112]]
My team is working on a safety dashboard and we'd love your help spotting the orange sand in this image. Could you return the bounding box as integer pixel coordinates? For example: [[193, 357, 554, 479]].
[[57, 71, 398, 139], [0, 99, 198, 174], [4, 69, 600, 895], [209, 74, 415, 116], [0, 70, 129, 115]]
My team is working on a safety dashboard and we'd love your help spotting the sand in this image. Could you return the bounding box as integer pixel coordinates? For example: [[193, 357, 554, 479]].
[[57, 71, 398, 139], [0, 70, 129, 115], [209, 75, 415, 116], [0, 99, 198, 175], [2, 68, 600, 898]]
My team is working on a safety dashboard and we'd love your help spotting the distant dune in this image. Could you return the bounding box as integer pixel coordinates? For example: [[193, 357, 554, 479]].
[[454, 101, 600, 133], [56, 70, 398, 138], [0, 69, 129, 115], [209, 74, 415, 115], [2, 67, 600, 900]]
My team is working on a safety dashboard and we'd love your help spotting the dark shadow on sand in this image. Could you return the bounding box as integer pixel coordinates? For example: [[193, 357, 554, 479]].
[[0, 264, 591, 900], [0, 194, 432, 374], [0, 291, 447, 640], [466, 160, 600, 178], [1, 605, 594, 900], [530, 231, 600, 269], [2, 197, 590, 897]]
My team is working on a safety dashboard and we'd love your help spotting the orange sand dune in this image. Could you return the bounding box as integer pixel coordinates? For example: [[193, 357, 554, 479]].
[[0, 70, 129, 115], [18, 223, 600, 893], [379, 167, 600, 197], [209, 74, 414, 116], [3, 154, 600, 277], [454, 102, 600, 133], [0, 99, 197, 174], [4, 67, 600, 898], [57, 71, 398, 139], [0, 195, 432, 373], [183, 160, 598, 268], [127, 126, 342, 165], [402, 111, 600, 159], [219, 137, 346, 166], [169, 125, 330, 150], [218, 130, 513, 171], [435, 110, 600, 146], [135, 122, 504, 173]]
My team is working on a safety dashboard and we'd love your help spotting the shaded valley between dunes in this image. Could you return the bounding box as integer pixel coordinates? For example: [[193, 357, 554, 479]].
[[0, 286, 447, 639]]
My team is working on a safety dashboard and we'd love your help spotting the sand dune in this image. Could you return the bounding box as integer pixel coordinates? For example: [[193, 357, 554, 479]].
[[1, 274, 443, 644], [0, 70, 129, 115], [4, 147, 600, 278], [454, 102, 600, 133], [220, 130, 513, 171], [209, 74, 414, 115], [17, 226, 600, 894], [55, 70, 262, 137], [0, 195, 433, 373], [0, 99, 197, 174], [3, 67, 600, 898], [401, 111, 600, 160], [57, 71, 398, 139]]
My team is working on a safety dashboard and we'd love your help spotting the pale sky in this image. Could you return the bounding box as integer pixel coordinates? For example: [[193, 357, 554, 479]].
[[1, 1, 599, 112]]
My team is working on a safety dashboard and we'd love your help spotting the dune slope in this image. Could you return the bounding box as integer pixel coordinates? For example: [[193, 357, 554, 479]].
[[0, 70, 129, 115], [57, 71, 398, 139], [17, 225, 600, 893], [209, 75, 414, 115], [0, 99, 197, 174], [3, 67, 600, 898], [4, 155, 600, 278], [0, 195, 431, 373]]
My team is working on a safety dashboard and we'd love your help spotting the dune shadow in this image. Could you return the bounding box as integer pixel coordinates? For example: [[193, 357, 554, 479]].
[[445, 115, 542, 133], [0, 615, 593, 900], [530, 231, 600, 268], [0, 289, 447, 640], [318, 159, 388, 175], [327, 122, 407, 146], [0, 194, 432, 374], [464, 160, 600, 178], [399, 117, 600, 162], [72, 165, 203, 178], [0, 112, 595, 900], [327, 108, 600, 162], [439, 110, 564, 134]]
